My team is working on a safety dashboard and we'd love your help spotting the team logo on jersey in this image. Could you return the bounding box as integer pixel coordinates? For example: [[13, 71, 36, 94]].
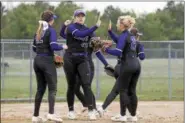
[[36, 39, 43, 44], [74, 36, 89, 42], [130, 36, 137, 50]]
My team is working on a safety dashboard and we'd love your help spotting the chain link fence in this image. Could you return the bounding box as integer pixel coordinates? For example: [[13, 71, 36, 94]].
[[1, 39, 184, 102]]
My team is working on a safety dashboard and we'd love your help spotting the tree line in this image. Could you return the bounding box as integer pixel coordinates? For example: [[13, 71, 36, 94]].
[[1, 1, 184, 41]]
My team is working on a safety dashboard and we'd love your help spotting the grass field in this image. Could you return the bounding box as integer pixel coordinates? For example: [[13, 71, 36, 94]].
[[1, 58, 184, 123], [1, 58, 184, 101], [1, 76, 183, 101]]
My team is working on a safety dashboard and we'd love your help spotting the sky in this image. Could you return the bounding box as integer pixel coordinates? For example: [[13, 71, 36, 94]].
[[2, 2, 168, 16], [73, 2, 167, 15]]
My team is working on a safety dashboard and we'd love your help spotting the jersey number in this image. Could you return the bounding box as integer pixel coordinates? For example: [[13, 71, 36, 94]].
[[130, 36, 137, 50]]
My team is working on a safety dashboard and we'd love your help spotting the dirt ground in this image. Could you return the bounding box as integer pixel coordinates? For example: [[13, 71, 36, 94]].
[[1, 101, 184, 123]]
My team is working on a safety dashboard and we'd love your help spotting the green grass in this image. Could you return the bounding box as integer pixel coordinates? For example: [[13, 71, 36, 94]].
[[1, 58, 184, 101], [98, 76, 183, 101], [1, 75, 183, 101]]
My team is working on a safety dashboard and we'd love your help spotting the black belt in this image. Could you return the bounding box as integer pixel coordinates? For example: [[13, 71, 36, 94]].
[[66, 52, 88, 56], [36, 53, 53, 56], [121, 53, 137, 61]]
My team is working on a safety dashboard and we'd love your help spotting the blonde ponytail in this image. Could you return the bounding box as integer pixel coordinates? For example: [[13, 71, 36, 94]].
[[36, 23, 43, 41]]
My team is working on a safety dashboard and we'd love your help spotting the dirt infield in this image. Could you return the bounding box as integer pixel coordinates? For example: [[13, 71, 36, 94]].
[[1, 101, 184, 123]]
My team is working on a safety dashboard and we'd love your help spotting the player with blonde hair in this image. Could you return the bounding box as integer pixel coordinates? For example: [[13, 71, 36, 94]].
[[100, 15, 142, 122]]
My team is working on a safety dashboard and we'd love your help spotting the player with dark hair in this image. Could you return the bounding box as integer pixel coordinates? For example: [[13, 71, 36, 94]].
[[99, 16, 144, 122], [62, 9, 106, 120], [32, 10, 68, 123]]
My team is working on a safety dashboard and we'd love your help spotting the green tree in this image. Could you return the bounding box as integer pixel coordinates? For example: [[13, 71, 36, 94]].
[[1, 2, 8, 30], [100, 5, 136, 39], [54, 1, 80, 36], [165, 1, 184, 40], [136, 1, 184, 41], [1, 1, 184, 41], [1, 2, 53, 39]]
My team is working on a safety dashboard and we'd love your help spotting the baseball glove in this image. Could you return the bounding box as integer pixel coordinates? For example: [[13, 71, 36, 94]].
[[104, 64, 115, 77], [101, 40, 113, 55], [90, 37, 113, 52], [90, 37, 103, 52], [54, 54, 63, 68]]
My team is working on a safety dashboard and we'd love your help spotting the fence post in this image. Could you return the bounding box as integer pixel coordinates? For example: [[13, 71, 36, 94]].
[[96, 57, 100, 99], [168, 43, 172, 100], [184, 30, 185, 121], [29, 43, 33, 103], [1, 43, 5, 90], [22, 50, 25, 60], [139, 61, 142, 93], [175, 50, 177, 59]]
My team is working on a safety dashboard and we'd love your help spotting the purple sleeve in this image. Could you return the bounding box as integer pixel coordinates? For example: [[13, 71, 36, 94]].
[[105, 32, 127, 57], [108, 30, 119, 43], [105, 49, 121, 56], [32, 34, 36, 52], [68, 24, 98, 38], [91, 32, 96, 37], [49, 28, 64, 51], [60, 24, 67, 39], [95, 50, 108, 66], [137, 43, 145, 60]]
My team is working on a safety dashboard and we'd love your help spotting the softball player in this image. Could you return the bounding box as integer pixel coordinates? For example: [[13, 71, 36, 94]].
[[100, 16, 142, 122], [60, 21, 110, 114], [32, 10, 68, 123], [62, 9, 102, 120], [98, 26, 145, 121]]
